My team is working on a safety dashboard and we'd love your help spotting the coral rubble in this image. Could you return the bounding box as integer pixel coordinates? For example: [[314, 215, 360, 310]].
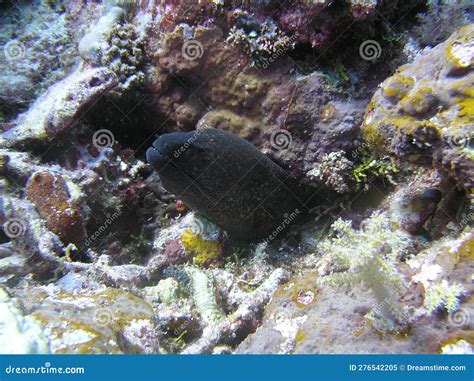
[[0, 0, 472, 355]]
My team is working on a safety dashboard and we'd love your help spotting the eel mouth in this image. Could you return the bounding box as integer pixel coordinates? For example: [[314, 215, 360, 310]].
[[146, 145, 169, 170], [146, 132, 193, 171]]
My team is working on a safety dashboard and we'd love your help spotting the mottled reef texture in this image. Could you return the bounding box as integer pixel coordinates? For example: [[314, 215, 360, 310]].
[[0, 0, 472, 354]]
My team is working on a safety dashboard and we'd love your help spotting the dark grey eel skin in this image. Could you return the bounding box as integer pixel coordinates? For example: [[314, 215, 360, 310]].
[[146, 128, 326, 240]]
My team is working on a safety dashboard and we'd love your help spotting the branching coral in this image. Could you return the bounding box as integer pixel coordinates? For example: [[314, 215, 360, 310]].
[[78, 6, 145, 90], [100, 23, 145, 90], [414, 0, 473, 47], [307, 151, 354, 194], [317, 212, 414, 331], [424, 279, 465, 313], [182, 267, 288, 353], [226, 11, 296, 68]]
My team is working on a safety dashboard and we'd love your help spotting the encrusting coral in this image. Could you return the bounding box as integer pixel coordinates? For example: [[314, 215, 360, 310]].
[[362, 24, 474, 189], [0, 0, 472, 355]]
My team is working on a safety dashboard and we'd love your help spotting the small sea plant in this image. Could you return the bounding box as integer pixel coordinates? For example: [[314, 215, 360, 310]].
[[317, 212, 414, 332], [424, 279, 465, 314], [352, 149, 398, 190], [414, 0, 473, 47]]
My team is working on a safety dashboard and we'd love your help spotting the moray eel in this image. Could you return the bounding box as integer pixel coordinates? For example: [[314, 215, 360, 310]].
[[146, 128, 324, 240]]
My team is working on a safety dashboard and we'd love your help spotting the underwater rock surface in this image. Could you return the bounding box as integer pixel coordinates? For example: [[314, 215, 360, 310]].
[[0, 0, 472, 354], [363, 24, 474, 189]]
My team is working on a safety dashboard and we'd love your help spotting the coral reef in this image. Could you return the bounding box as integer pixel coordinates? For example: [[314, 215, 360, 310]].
[[307, 151, 355, 194], [0, 1, 78, 122], [414, 0, 474, 47], [0, 289, 49, 354], [1, 67, 118, 146], [237, 227, 473, 354], [12, 283, 158, 354], [79, 6, 145, 90], [26, 171, 86, 247], [352, 151, 399, 190], [226, 10, 296, 68], [0, 0, 472, 355], [317, 212, 415, 331], [362, 24, 474, 189]]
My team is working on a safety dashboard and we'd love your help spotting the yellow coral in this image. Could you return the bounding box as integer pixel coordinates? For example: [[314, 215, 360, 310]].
[[381, 75, 414, 101], [399, 86, 437, 116], [445, 25, 474, 72], [181, 229, 222, 268]]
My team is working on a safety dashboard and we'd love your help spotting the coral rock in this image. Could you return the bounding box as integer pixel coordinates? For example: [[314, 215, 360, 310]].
[[1, 67, 117, 146], [362, 24, 474, 189], [26, 171, 86, 247]]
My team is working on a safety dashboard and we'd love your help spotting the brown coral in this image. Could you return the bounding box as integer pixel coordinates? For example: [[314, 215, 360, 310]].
[[26, 171, 86, 246]]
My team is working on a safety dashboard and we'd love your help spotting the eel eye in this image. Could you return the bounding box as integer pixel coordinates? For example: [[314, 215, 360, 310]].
[[184, 147, 202, 162]]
